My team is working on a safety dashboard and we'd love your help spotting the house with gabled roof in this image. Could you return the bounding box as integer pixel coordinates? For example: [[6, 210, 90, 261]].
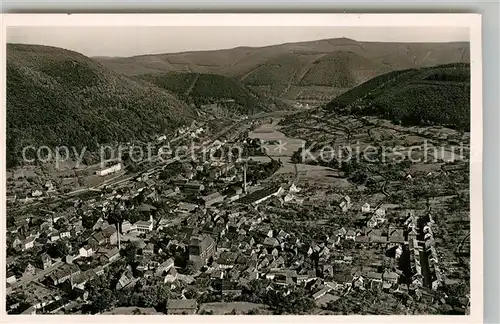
[[333, 274, 353, 287], [23, 263, 37, 277], [39, 253, 52, 270], [163, 267, 178, 284], [50, 264, 81, 285], [116, 270, 137, 290], [366, 272, 383, 282], [155, 258, 175, 277], [49, 231, 60, 243], [382, 270, 399, 284], [79, 245, 93, 258], [88, 232, 106, 246], [361, 203, 371, 213], [6, 272, 16, 285], [355, 235, 370, 246], [217, 251, 238, 269], [102, 225, 118, 245], [16, 236, 36, 251], [263, 237, 279, 248], [339, 195, 351, 212], [388, 227, 405, 244], [101, 247, 120, 263], [188, 234, 216, 267], [143, 243, 154, 255], [345, 229, 357, 241]]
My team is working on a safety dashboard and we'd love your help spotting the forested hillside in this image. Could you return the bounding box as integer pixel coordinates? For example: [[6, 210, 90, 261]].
[[97, 38, 469, 104], [325, 63, 470, 130], [137, 72, 280, 114], [7, 44, 194, 167]]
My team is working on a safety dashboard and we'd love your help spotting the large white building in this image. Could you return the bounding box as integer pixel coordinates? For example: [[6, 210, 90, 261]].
[[134, 216, 154, 233], [96, 163, 122, 176]]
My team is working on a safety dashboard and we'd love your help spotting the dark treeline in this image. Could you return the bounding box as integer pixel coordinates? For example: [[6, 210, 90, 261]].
[[325, 63, 470, 131]]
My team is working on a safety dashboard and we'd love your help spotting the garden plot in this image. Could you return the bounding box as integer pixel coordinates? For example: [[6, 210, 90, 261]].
[[199, 302, 269, 315]]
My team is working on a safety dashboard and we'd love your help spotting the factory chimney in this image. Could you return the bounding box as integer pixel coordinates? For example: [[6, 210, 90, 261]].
[[243, 161, 248, 194]]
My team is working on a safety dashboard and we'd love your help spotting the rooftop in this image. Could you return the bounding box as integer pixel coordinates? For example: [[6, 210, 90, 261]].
[[235, 185, 282, 205]]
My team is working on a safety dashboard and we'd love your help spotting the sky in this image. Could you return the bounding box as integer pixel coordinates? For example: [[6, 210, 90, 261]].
[[7, 26, 469, 57]]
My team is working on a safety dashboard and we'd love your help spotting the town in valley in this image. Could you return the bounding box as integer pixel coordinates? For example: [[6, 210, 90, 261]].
[[5, 27, 471, 316]]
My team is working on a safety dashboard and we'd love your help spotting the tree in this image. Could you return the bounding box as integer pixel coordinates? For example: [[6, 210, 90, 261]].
[[53, 217, 68, 231], [327, 298, 350, 314], [184, 288, 198, 300], [263, 288, 315, 314], [123, 242, 139, 265], [291, 148, 304, 164], [246, 308, 260, 315], [107, 207, 124, 234], [89, 288, 117, 314], [447, 192, 469, 212], [124, 209, 141, 225], [199, 309, 214, 315], [141, 284, 170, 310], [82, 212, 99, 230], [183, 260, 198, 275], [444, 282, 469, 308], [141, 287, 159, 308], [49, 239, 71, 258]]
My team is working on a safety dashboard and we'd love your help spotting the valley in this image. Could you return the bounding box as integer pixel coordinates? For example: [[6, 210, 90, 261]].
[[6, 33, 472, 316]]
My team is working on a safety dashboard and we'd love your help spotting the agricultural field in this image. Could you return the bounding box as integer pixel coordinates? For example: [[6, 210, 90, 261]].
[[277, 106, 470, 277], [199, 302, 270, 315]]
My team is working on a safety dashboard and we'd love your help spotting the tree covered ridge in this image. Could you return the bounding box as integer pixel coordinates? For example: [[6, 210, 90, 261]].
[[7, 43, 195, 167], [325, 63, 470, 131], [137, 72, 283, 114]]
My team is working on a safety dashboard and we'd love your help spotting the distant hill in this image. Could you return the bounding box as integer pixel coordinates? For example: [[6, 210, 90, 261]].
[[137, 72, 282, 114], [7, 43, 195, 167], [96, 38, 470, 104], [324, 63, 470, 130]]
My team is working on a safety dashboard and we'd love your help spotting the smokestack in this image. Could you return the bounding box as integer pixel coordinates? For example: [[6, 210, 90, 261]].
[[114, 216, 121, 250], [243, 161, 247, 194], [117, 224, 121, 250]]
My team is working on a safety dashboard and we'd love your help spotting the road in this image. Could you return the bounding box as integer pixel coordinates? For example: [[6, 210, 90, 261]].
[[10, 260, 64, 288]]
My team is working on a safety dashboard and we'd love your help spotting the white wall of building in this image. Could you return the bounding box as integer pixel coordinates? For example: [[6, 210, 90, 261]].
[[96, 163, 122, 176]]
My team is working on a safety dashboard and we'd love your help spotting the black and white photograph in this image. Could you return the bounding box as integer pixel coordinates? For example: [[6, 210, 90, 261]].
[[1, 14, 482, 320]]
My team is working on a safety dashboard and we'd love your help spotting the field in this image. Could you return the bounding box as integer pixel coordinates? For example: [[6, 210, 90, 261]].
[[277, 107, 470, 271], [103, 307, 162, 315], [248, 123, 305, 158], [199, 302, 270, 315]]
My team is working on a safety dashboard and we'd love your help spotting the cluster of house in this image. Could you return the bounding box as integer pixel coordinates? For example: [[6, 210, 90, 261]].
[[6, 140, 454, 315], [3, 155, 264, 312], [7, 179, 62, 204], [167, 120, 206, 142], [404, 211, 443, 294], [293, 102, 311, 109], [7, 215, 121, 282], [7, 121, 213, 205], [7, 226, 120, 314], [144, 205, 430, 307]]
